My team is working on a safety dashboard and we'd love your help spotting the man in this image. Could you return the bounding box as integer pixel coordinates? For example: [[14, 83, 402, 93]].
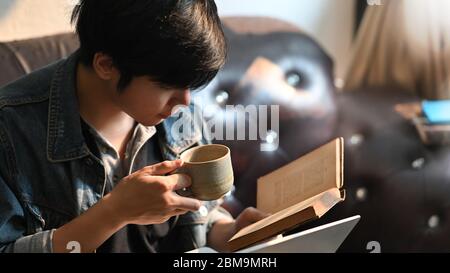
[[0, 0, 267, 253]]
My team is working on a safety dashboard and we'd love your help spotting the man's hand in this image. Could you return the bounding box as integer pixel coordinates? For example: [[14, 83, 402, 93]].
[[53, 160, 201, 253], [103, 160, 202, 226], [207, 207, 270, 252], [234, 207, 271, 233]]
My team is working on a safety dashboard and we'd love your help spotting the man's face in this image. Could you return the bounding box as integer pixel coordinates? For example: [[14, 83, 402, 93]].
[[92, 53, 191, 126], [111, 76, 191, 127]]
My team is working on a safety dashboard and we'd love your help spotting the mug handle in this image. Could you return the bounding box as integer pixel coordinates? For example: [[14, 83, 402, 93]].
[[169, 166, 195, 198], [176, 187, 194, 198]]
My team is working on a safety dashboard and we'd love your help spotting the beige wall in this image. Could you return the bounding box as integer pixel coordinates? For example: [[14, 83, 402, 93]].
[[0, 0, 74, 42], [0, 0, 354, 77]]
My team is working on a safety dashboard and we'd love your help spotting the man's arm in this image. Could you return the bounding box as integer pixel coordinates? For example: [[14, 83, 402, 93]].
[[0, 173, 47, 253], [52, 195, 125, 253], [52, 160, 201, 253], [0, 160, 200, 253], [0, 119, 55, 253]]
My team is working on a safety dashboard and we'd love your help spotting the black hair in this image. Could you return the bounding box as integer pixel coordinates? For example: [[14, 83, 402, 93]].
[[71, 0, 227, 91]]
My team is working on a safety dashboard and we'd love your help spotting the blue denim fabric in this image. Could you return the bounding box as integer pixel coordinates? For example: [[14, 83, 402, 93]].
[[0, 51, 224, 253]]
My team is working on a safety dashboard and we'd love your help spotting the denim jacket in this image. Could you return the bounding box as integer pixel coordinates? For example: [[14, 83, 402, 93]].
[[0, 51, 227, 253]]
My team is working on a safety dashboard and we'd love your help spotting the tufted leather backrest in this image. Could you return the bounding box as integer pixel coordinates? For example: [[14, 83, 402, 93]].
[[197, 17, 337, 213], [324, 86, 450, 252], [212, 17, 450, 253], [0, 33, 79, 87]]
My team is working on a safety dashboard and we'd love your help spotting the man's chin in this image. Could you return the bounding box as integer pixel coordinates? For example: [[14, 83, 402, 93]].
[[139, 117, 165, 127]]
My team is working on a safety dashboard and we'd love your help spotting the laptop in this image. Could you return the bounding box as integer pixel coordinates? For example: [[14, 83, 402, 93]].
[[187, 215, 361, 253]]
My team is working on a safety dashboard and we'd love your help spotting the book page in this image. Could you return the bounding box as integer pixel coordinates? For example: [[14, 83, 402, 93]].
[[257, 138, 343, 214]]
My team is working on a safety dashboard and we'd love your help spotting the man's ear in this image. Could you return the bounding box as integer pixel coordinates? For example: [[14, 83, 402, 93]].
[[92, 52, 117, 80]]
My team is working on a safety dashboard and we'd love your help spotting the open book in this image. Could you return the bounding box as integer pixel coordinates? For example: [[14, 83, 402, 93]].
[[227, 138, 345, 252]]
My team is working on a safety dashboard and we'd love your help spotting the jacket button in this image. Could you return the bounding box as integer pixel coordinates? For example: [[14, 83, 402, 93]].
[[428, 215, 440, 229], [113, 175, 120, 183], [265, 130, 278, 144], [356, 187, 368, 201], [349, 134, 364, 146], [412, 158, 425, 170]]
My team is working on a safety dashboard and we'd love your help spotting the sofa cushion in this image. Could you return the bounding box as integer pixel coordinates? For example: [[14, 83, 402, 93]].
[[0, 33, 79, 87]]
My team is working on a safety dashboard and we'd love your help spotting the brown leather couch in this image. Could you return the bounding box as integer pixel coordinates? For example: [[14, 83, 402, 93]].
[[329, 87, 450, 252], [205, 17, 450, 253], [1, 17, 450, 252]]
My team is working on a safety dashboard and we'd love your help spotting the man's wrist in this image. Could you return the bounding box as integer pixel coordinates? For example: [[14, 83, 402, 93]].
[[97, 194, 128, 230]]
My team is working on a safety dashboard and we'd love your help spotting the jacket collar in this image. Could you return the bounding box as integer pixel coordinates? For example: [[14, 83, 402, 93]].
[[47, 51, 90, 162], [47, 51, 203, 162]]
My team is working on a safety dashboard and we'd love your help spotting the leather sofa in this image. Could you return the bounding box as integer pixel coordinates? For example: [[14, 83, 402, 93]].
[[1, 17, 450, 253], [324, 86, 450, 252]]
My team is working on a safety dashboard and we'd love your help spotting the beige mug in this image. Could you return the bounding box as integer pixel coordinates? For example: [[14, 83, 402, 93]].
[[176, 144, 234, 201]]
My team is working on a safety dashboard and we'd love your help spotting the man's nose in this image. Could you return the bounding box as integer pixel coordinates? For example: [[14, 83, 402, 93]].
[[177, 89, 191, 106]]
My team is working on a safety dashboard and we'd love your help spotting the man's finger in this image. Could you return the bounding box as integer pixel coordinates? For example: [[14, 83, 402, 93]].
[[170, 209, 190, 217], [170, 194, 201, 211], [141, 160, 183, 175], [165, 174, 192, 191]]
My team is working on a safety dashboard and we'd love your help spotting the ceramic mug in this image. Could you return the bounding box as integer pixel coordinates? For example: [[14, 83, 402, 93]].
[[176, 144, 234, 201]]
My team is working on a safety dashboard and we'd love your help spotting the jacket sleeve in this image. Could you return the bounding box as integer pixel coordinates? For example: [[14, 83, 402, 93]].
[[206, 205, 233, 232], [0, 122, 54, 253], [0, 173, 55, 253]]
